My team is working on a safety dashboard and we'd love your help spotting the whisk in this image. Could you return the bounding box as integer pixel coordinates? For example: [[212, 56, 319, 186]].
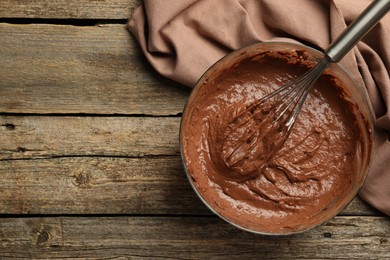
[[222, 0, 390, 176]]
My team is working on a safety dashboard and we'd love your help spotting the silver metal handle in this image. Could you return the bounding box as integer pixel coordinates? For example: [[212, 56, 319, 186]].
[[325, 0, 390, 62]]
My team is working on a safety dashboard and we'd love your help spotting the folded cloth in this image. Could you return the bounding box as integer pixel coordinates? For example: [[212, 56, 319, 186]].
[[128, 0, 390, 215]]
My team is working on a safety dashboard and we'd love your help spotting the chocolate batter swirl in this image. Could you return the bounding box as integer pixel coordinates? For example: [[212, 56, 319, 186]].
[[216, 101, 290, 182], [181, 49, 362, 233]]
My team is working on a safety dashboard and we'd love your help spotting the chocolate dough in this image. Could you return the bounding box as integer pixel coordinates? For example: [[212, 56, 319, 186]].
[[181, 49, 362, 233]]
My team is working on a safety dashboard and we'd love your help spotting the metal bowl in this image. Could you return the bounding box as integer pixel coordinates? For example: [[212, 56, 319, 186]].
[[180, 42, 374, 235]]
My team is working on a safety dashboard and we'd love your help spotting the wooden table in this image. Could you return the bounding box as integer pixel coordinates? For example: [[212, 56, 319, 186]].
[[0, 1, 389, 258]]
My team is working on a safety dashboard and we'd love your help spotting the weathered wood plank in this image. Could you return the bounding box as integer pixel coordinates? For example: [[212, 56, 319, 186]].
[[0, 0, 139, 19], [0, 156, 378, 216], [0, 216, 389, 259], [343, 196, 380, 216], [0, 156, 206, 215], [0, 23, 189, 115], [0, 116, 180, 159]]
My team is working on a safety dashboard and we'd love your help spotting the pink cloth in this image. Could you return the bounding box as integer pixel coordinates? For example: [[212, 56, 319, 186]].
[[128, 0, 390, 215]]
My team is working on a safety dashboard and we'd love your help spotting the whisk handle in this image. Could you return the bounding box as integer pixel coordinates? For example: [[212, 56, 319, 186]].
[[326, 0, 390, 62]]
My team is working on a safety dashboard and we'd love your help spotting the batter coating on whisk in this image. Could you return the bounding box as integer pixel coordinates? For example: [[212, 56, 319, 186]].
[[181, 48, 364, 233]]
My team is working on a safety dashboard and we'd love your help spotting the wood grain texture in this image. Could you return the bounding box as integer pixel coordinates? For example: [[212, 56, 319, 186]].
[[0, 156, 206, 215], [0, 0, 140, 19], [0, 156, 378, 215], [0, 116, 180, 159], [0, 216, 389, 259], [0, 23, 189, 115]]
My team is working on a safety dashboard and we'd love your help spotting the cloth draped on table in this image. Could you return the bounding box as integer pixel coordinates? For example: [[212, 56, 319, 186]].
[[128, 0, 390, 216]]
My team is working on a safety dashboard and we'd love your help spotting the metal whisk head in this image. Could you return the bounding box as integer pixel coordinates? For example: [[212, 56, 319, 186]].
[[219, 56, 331, 181], [260, 56, 332, 132]]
